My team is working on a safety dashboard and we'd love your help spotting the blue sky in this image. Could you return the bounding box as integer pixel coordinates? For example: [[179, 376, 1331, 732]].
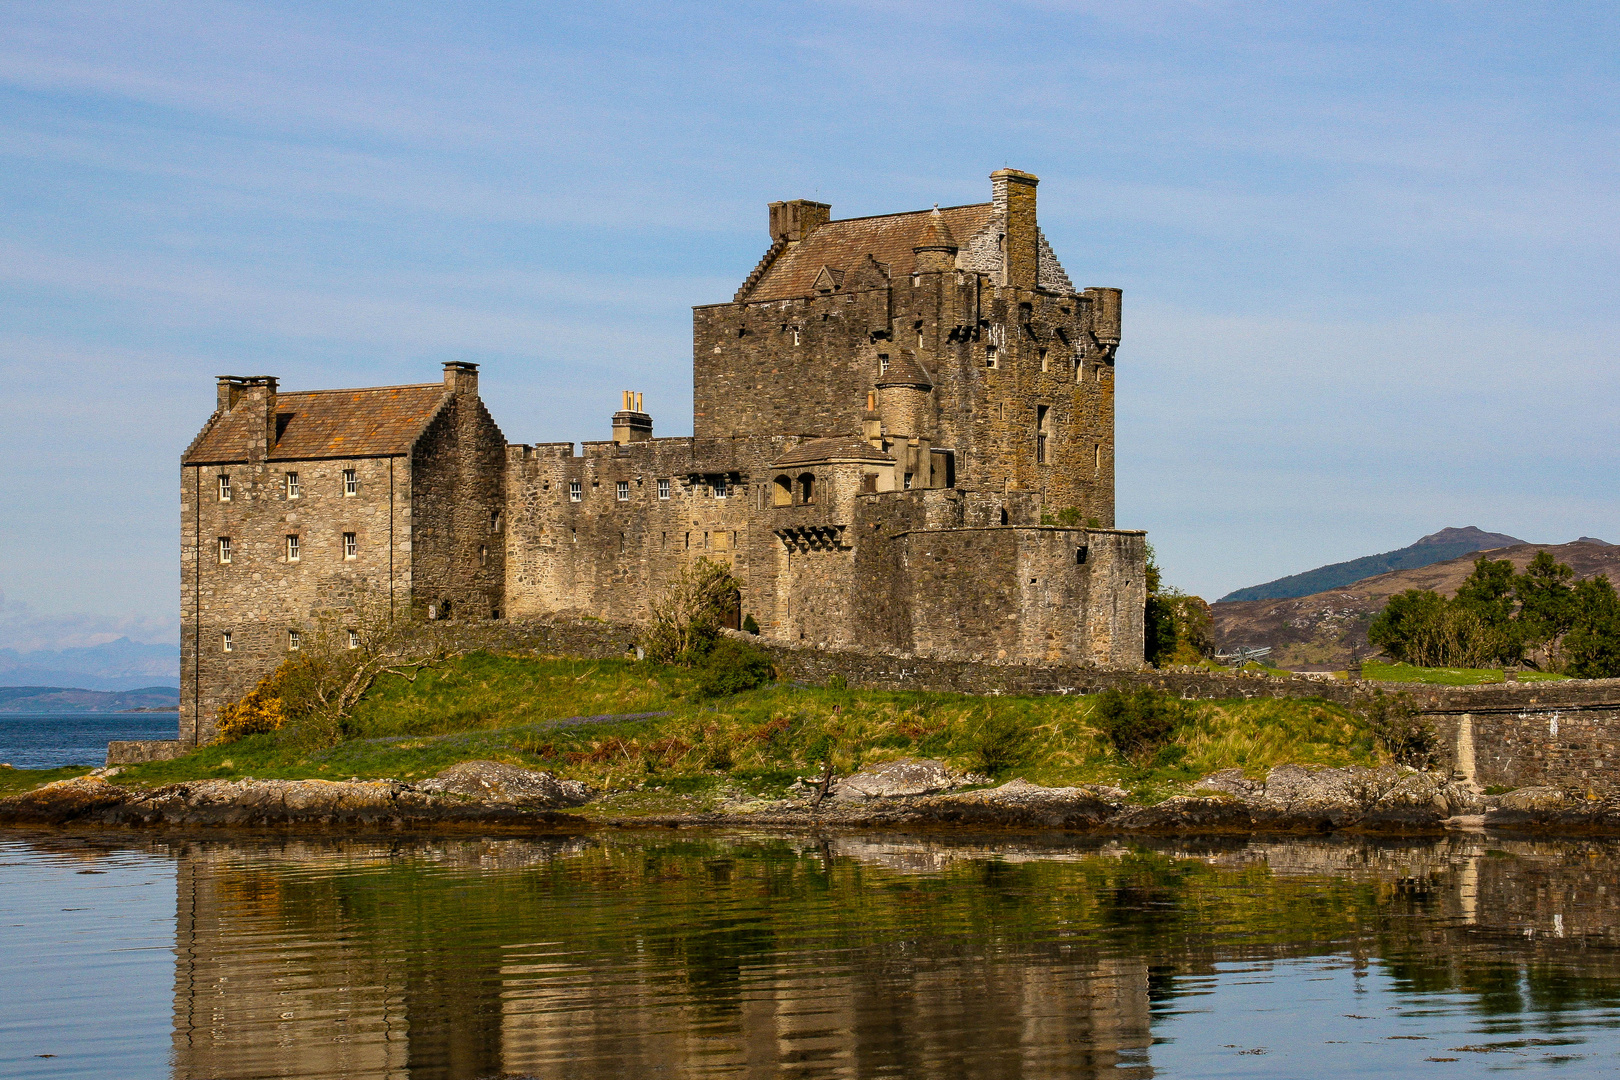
[[1, 1, 1616, 649]]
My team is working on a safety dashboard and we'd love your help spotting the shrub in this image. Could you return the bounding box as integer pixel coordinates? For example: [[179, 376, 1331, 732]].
[[642, 558, 740, 664], [695, 638, 775, 698], [741, 613, 760, 635], [1360, 691, 1436, 767], [213, 668, 287, 743], [1093, 687, 1183, 765], [973, 712, 1030, 776]]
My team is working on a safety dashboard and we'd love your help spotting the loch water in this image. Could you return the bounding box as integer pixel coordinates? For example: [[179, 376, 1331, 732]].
[[0, 714, 178, 769], [3, 830, 1619, 1079]]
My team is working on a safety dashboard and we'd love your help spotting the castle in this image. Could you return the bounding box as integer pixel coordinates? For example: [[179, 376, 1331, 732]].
[[177, 169, 1146, 745]]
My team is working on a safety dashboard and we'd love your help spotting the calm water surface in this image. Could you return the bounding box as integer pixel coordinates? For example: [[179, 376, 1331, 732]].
[[2, 830, 1618, 1079], [0, 714, 178, 769]]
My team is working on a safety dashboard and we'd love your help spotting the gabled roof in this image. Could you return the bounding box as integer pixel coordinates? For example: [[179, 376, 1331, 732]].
[[746, 203, 996, 302], [772, 435, 896, 468], [183, 383, 451, 464]]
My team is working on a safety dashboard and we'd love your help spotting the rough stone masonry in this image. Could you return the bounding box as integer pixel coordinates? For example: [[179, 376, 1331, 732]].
[[165, 169, 1146, 748]]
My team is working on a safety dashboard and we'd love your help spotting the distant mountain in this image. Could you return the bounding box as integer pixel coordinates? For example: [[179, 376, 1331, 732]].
[[0, 638, 179, 691], [1213, 539, 1620, 670], [0, 685, 180, 713], [1218, 527, 1526, 603]]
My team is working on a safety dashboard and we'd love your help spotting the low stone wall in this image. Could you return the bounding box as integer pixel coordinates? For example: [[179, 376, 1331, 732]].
[[1411, 681, 1620, 795], [106, 739, 186, 766]]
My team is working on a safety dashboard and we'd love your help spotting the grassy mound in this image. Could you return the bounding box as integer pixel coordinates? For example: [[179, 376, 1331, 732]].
[[18, 653, 1386, 807]]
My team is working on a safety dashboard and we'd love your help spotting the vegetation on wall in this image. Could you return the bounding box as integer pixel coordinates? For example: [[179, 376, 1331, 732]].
[[1369, 552, 1620, 676]]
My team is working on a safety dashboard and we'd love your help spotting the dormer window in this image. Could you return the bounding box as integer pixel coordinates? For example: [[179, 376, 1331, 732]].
[[217, 475, 231, 501], [343, 469, 357, 496]]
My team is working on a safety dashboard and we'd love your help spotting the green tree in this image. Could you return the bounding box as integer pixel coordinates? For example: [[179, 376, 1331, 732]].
[[1565, 575, 1620, 679], [1142, 544, 1179, 667], [1368, 589, 1449, 663], [1514, 551, 1577, 667]]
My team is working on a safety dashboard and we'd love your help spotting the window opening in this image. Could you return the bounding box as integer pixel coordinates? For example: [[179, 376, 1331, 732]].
[[217, 537, 232, 564], [714, 478, 728, 499], [217, 475, 231, 501], [904, 473, 913, 490], [343, 469, 357, 496], [1076, 546, 1089, 565], [986, 345, 998, 369], [1036, 405, 1050, 465], [569, 480, 582, 502], [285, 472, 300, 499], [878, 354, 889, 375], [773, 475, 792, 506], [348, 629, 359, 649], [480, 545, 488, 566], [658, 478, 670, 500], [343, 532, 357, 560], [491, 511, 502, 533], [616, 480, 629, 501], [286, 534, 300, 561], [1040, 348, 1049, 372], [288, 629, 301, 650], [798, 473, 815, 504], [221, 631, 232, 652]]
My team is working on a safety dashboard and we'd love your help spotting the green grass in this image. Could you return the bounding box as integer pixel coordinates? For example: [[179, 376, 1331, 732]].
[[1362, 660, 1570, 686], [0, 765, 90, 795], [6, 652, 1386, 807]]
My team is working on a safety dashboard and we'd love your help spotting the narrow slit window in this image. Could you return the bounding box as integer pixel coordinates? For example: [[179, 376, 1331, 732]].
[[343, 469, 358, 496], [569, 480, 582, 502], [616, 480, 630, 502], [658, 478, 671, 500], [221, 631, 233, 652], [217, 537, 232, 564], [286, 534, 300, 561], [217, 475, 231, 501], [1036, 405, 1050, 465], [285, 472, 300, 499], [1040, 348, 1049, 372], [479, 545, 488, 566], [343, 532, 357, 560]]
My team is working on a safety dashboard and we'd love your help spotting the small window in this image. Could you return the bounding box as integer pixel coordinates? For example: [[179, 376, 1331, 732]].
[[798, 473, 815, 504], [1036, 404, 1050, 465], [658, 478, 670, 500], [879, 354, 890, 375], [569, 480, 582, 502], [714, 479, 728, 499], [288, 629, 301, 651], [221, 631, 233, 652], [343, 532, 357, 560], [772, 475, 793, 506], [217, 537, 232, 564], [986, 346, 998, 369], [1040, 348, 1049, 372], [347, 629, 359, 649], [1076, 546, 1089, 565], [616, 480, 629, 502], [343, 469, 357, 496], [479, 545, 488, 566], [490, 511, 502, 533], [217, 475, 231, 502], [286, 534, 300, 561], [903, 473, 913, 490], [285, 472, 300, 499]]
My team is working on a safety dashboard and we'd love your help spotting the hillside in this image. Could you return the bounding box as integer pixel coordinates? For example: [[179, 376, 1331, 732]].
[[1213, 540, 1620, 670], [0, 685, 180, 713], [0, 638, 180, 691], [1218, 527, 1525, 603]]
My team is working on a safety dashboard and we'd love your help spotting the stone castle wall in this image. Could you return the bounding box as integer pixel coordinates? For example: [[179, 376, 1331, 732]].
[[408, 393, 508, 621]]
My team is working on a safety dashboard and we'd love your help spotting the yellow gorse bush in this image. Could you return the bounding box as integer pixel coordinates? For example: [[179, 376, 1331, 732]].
[[213, 667, 288, 743]]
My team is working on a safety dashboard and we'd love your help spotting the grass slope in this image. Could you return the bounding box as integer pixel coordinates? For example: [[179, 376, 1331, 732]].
[[6, 653, 1385, 808]]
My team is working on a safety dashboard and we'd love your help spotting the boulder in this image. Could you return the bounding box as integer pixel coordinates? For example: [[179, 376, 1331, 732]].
[[0, 775, 130, 824], [1495, 786, 1571, 811], [417, 761, 592, 807], [830, 758, 983, 801], [1192, 769, 1261, 798]]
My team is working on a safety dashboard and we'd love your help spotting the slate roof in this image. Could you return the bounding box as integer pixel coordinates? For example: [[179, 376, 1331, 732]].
[[746, 203, 995, 302], [183, 383, 451, 464], [875, 352, 933, 389], [772, 435, 896, 468]]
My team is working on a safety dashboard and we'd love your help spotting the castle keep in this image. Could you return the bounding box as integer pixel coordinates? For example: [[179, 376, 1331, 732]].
[[178, 170, 1146, 745]]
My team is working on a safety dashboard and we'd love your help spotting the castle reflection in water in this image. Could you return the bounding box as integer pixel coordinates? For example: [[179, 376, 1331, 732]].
[[157, 832, 1620, 1080]]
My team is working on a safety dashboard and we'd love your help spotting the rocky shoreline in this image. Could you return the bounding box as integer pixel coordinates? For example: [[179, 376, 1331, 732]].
[[3, 757, 1618, 834]]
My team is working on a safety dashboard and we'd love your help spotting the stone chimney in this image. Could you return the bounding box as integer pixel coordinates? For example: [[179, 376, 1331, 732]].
[[990, 169, 1039, 289], [215, 375, 278, 459], [769, 199, 831, 243], [443, 361, 480, 397], [611, 390, 653, 443]]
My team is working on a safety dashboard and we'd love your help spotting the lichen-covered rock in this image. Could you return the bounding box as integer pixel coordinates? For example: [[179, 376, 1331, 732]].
[[831, 758, 984, 801], [909, 778, 1124, 828], [1192, 769, 1261, 798], [1495, 786, 1571, 811], [417, 761, 592, 807], [0, 776, 130, 824]]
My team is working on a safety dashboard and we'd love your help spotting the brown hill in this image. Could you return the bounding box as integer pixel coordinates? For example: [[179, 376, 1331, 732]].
[[1212, 541, 1620, 670]]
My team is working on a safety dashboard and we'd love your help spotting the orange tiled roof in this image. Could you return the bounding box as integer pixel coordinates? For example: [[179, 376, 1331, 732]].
[[183, 384, 450, 464], [746, 203, 994, 302]]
